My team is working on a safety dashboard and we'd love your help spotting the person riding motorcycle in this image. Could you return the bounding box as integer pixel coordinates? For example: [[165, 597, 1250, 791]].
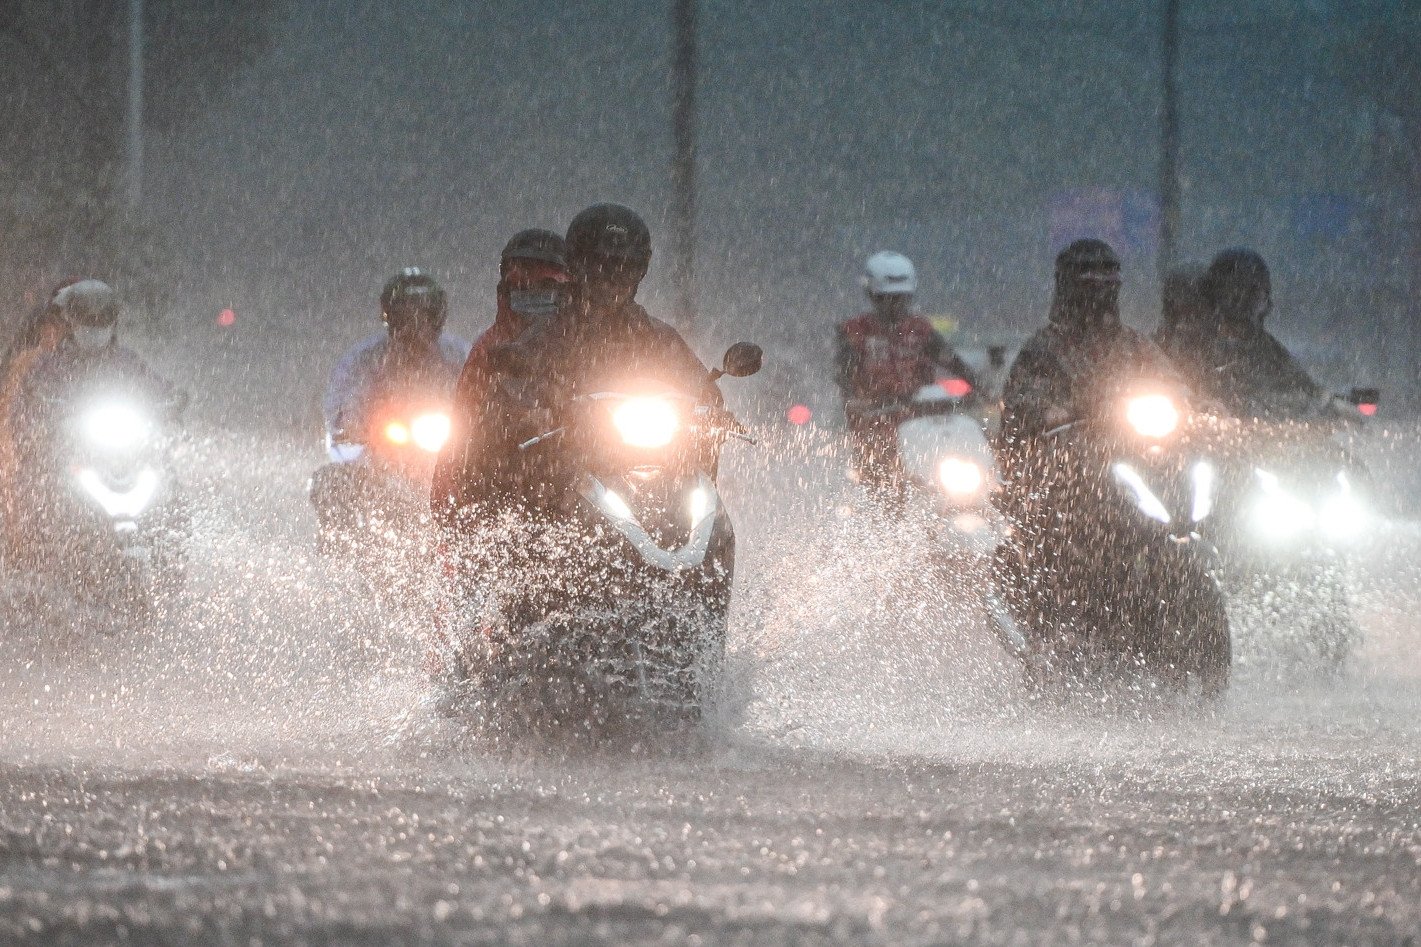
[[993, 241, 1230, 695], [834, 251, 978, 489], [432, 203, 722, 521], [430, 230, 571, 527], [997, 239, 1183, 524], [311, 268, 470, 543], [0, 278, 80, 503], [3, 280, 179, 561], [1161, 248, 1338, 423]]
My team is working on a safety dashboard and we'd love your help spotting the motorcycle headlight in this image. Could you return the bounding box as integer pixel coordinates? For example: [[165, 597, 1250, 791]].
[[76, 467, 160, 519], [384, 420, 411, 445], [411, 412, 451, 453], [83, 403, 151, 452], [1123, 394, 1180, 439], [1318, 472, 1367, 542], [611, 397, 680, 449], [937, 457, 985, 498], [1250, 469, 1312, 541]]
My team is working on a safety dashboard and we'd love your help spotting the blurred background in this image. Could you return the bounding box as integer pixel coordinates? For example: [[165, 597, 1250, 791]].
[[2, 0, 1418, 415]]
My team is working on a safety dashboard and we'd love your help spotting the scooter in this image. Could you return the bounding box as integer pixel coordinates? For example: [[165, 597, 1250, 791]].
[[436, 343, 762, 738]]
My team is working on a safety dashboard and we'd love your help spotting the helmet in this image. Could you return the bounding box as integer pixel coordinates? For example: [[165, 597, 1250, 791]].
[[500, 229, 568, 274], [52, 279, 119, 328], [565, 203, 652, 281], [1050, 239, 1122, 331], [1054, 238, 1121, 285], [380, 268, 447, 338], [863, 251, 917, 296], [1202, 247, 1271, 328]]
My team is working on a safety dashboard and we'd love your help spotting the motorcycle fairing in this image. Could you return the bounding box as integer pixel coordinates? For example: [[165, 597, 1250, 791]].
[[577, 472, 719, 572]]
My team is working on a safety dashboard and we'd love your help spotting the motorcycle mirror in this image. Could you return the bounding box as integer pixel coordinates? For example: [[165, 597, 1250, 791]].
[[720, 342, 763, 379]]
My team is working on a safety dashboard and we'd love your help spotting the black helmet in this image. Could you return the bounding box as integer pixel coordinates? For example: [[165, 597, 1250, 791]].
[[1050, 239, 1122, 332], [565, 203, 652, 280], [1203, 247, 1271, 328], [500, 229, 568, 274], [1054, 238, 1121, 285], [380, 267, 447, 338]]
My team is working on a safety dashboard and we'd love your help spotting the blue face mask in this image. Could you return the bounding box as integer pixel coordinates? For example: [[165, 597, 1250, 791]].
[[508, 289, 561, 319]]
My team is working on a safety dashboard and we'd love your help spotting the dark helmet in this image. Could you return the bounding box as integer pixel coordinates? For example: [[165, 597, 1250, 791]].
[[380, 267, 447, 337], [500, 229, 568, 274], [565, 203, 652, 281], [1050, 239, 1122, 331], [1202, 247, 1271, 328], [1054, 238, 1121, 286]]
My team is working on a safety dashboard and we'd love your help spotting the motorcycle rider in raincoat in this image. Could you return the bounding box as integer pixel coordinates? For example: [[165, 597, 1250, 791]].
[[435, 203, 722, 520], [1156, 248, 1341, 423], [431, 230, 572, 528], [834, 251, 978, 492], [997, 239, 1183, 533], [310, 269, 470, 544], [4, 280, 179, 562]]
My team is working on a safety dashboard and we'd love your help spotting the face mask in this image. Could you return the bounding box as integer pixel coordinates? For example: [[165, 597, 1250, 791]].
[[72, 325, 114, 351], [508, 289, 561, 319]]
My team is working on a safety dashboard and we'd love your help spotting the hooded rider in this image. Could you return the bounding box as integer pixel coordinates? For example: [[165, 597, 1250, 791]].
[[1168, 248, 1339, 422]]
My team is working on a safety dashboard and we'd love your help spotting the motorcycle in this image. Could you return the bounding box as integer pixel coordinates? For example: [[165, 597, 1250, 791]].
[[891, 379, 1004, 560], [437, 342, 762, 738], [12, 392, 189, 630], [1202, 388, 1379, 671], [310, 397, 452, 558], [987, 384, 1232, 700]]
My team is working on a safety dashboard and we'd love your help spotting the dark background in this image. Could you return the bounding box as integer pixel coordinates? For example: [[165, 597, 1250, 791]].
[[3, 0, 1418, 400]]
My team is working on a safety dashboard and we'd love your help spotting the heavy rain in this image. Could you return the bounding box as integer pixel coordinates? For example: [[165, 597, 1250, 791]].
[[2, 1, 1420, 944]]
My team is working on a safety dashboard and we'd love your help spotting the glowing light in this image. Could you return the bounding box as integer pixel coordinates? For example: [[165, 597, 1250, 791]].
[[83, 402, 151, 451], [787, 404, 813, 426], [611, 397, 680, 449], [77, 467, 160, 519], [217, 308, 236, 327], [938, 377, 973, 398], [384, 420, 410, 445], [1250, 468, 1312, 541], [602, 490, 633, 520], [689, 487, 714, 524], [1190, 460, 1216, 523], [1358, 403, 1378, 417], [411, 412, 451, 453], [1112, 462, 1171, 523], [1124, 393, 1180, 438], [937, 457, 985, 497]]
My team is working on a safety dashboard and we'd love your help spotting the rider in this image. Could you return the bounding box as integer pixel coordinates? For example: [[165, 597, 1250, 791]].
[[311, 268, 470, 544], [997, 239, 1181, 507], [834, 251, 978, 488], [430, 230, 571, 527], [0, 278, 80, 496], [4, 280, 179, 559], [1177, 248, 1339, 422], [435, 203, 721, 518]]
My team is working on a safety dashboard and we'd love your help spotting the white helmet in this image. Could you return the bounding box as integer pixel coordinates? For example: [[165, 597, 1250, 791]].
[[863, 251, 917, 295]]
